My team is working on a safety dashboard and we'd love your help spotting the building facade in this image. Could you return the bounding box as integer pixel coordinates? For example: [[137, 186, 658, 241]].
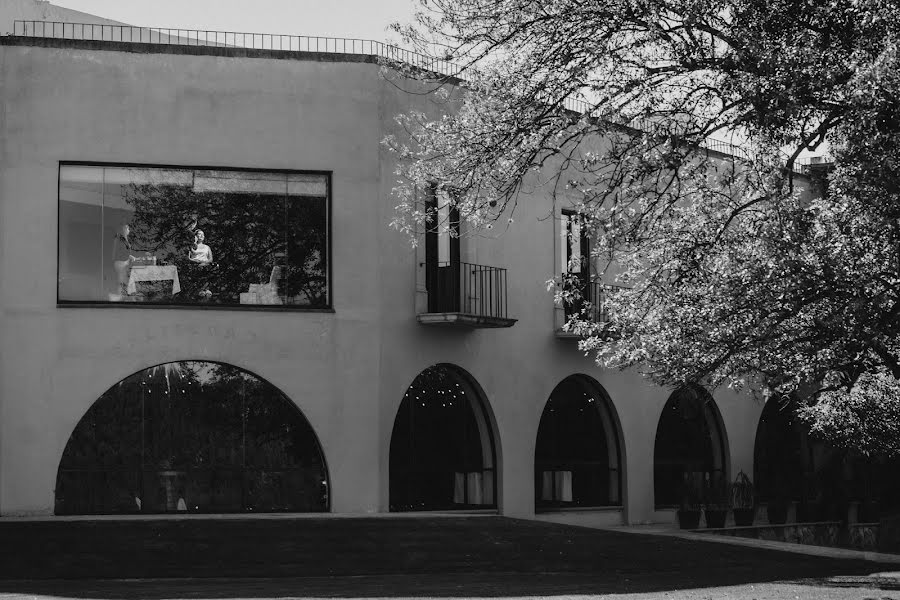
[[1, 21, 813, 525]]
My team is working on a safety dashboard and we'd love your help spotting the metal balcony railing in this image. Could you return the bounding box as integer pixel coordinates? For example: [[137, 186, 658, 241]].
[[427, 261, 509, 320], [10, 20, 464, 78], [563, 279, 627, 324]]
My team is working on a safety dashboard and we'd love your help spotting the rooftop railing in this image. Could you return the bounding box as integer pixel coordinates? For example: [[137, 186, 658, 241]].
[[10, 20, 464, 77], [9, 20, 819, 171]]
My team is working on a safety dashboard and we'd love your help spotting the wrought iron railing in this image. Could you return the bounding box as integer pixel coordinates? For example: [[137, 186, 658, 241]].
[[563, 279, 626, 324], [427, 261, 509, 320], [10, 20, 463, 77]]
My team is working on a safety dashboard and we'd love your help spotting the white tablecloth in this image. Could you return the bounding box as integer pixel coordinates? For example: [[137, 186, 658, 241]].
[[127, 265, 181, 295]]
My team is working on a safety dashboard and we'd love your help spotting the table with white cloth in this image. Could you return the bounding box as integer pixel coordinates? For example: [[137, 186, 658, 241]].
[[127, 265, 181, 295]]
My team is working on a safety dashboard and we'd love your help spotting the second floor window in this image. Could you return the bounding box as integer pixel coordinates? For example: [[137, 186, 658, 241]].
[[561, 210, 593, 320], [58, 164, 330, 308], [424, 185, 460, 313]]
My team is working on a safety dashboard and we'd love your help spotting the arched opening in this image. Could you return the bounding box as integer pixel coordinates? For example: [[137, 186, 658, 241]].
[[55, 361, 329, 515], [534, 375, 623, 509], [754, 396, 808, 505], [754, 396, 900, 522], [389, 364, 497, 511], [654, 384, 727, 507]]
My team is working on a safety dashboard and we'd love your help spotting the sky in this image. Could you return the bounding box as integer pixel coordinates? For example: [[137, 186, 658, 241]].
[[49, 0, 419, 42]]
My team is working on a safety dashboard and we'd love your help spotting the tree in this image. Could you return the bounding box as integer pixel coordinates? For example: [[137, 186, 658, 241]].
[[125, 182, 328, 305], [384, 0, 900, 456]]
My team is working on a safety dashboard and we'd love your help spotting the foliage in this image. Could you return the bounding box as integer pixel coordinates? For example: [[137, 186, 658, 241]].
[[384, 0, 900, 456], [126, 183, 327, 305], [800, 371, 900, 458]]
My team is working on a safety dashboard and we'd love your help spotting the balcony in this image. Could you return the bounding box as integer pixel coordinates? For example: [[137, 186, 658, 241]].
[[418, 261, 516, 328], [556, 280, 619, 339]]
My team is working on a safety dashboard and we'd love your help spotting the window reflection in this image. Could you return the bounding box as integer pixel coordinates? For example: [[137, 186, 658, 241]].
[[58, 165, 329, 307], [55, 361, 329, 514]]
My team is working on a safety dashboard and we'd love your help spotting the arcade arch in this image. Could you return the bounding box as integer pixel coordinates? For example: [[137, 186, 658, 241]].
[[55, 361, 329, 514], [534, 375, 623, 509], [389, 364, 497, 511], [653, 384, 728, 507]]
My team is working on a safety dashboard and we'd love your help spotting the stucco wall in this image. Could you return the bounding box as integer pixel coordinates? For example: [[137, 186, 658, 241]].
[[0, 40, 769, 522]]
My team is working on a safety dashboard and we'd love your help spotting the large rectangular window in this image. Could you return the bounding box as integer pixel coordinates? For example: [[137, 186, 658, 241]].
[[58, 164, 330, 308]]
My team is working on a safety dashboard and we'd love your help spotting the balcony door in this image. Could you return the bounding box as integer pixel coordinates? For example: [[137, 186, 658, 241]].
[[425, 187, 461, 312], [562, 210, 591, 320]]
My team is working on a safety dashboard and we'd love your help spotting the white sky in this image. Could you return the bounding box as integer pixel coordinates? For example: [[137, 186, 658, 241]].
[[49, 0, 418, 42]]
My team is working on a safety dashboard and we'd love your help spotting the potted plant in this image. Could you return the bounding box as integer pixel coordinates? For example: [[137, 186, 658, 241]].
[[704, 472, 730, 529], [677, 472, 704, 530], [730, 470, 756, 526]]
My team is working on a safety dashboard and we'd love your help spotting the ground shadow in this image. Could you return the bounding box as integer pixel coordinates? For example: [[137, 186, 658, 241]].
[[0, 517, 895, 597]]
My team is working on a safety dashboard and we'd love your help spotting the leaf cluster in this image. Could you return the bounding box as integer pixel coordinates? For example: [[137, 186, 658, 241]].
[[385, 0, 900, 456]]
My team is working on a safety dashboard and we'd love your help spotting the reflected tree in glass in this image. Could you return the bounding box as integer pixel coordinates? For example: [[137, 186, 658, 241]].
[[55, 361, 329, 514], [121, 175, 327, 306]]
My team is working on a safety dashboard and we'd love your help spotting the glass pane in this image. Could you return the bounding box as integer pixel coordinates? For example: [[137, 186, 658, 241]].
[[58, 165, 329, 308], [194, 170, 287, 195], [182, 469, 244, 513], [104, 167, 191, 303], [59, 166, 103, 301], [55, 361, 329, 514], [55, 470, 142, 515], [535, 377, 614, 507], [210, 189, 286, 306], [287, 174, 327, 196], [245, 468, 327, 512], [285, 196, 327, 306]]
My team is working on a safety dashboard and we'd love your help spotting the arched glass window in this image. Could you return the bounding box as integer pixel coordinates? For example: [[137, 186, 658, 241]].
[[389, 365, 497, 511], [55, 361, 328, 515], [654, 384, 727, 507], [754, 397, 807, 504], [535, 375, 622, 509]]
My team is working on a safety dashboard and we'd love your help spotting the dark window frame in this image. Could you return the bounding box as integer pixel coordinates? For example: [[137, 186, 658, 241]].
[[56, 161, 333, 311]]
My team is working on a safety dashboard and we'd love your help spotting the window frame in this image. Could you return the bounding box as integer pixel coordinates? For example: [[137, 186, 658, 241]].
[[56, 161, 333, 312]]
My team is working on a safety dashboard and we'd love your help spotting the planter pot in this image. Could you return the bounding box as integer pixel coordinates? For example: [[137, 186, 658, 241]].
[[705, 509, 728, 529], [733, 507, 755, 527], [677, 509, 702, 530], [767, 502, 789, 525]]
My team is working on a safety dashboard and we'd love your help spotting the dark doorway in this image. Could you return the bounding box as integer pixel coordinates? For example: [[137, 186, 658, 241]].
[[389, 364, 497, 511], [535, 375, 623, 509], [562, 210, 592, 321], [654, 384, 727, 507], [425, 186, 461, 312]]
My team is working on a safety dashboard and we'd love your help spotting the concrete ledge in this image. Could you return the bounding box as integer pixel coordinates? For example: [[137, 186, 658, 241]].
[[417, 312, 517, 328], [0, 510, 499, 522], [603, 524, 900, 564], [535, 507, 625, 528]]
